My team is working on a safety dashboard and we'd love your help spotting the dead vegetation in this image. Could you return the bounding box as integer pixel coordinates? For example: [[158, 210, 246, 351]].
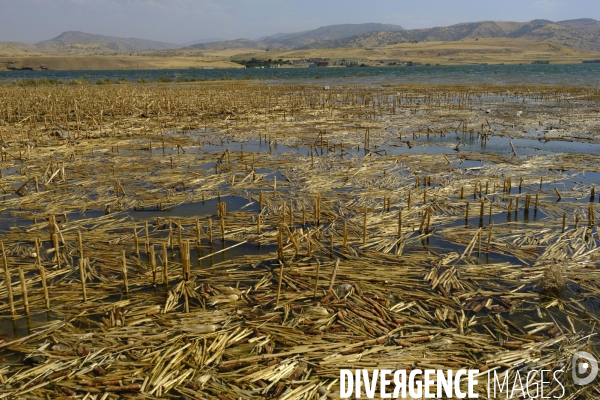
[[541, 263, 566, 294], [0, 82, 598, 399]]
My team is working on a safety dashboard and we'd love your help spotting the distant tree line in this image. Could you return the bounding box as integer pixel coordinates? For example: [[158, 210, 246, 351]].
[[232, 58, 285, 68]]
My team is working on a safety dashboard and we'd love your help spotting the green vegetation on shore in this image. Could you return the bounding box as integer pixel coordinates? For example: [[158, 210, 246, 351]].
[[232, 58, 284, 68]]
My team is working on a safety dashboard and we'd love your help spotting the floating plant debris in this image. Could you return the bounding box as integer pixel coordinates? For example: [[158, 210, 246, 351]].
[[0, 82, 598, 399]]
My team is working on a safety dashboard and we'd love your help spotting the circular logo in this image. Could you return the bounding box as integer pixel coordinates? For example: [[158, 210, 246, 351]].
[[572, 351, 598, 386]]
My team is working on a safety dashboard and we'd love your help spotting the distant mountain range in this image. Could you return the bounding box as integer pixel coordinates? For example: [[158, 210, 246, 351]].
[[263, 23, 404, 47], [1, 19, 599, 56], [35, 31, 178, 53], [300, 19, 600, 51], [187, 23, 404, 50], [187, 19, 600, 52]]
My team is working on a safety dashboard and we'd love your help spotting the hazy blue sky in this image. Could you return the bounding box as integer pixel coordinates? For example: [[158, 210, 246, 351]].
[[1, 0, 597, 44]]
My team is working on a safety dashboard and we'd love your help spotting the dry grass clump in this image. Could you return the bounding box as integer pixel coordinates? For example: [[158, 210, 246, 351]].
[[540, 263, 566, 293]]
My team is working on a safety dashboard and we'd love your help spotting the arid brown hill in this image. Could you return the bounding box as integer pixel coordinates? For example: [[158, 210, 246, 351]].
[[187, 23, 404, 50], [35, 31, 179, 54], [301, 19, 600, 51]]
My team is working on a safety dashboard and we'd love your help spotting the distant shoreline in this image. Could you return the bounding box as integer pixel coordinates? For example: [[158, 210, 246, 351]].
[[1, 63, 599, 88], [0, 57, 598, 72], [0, 55, 244, 71], [2, 62, 600, 72]]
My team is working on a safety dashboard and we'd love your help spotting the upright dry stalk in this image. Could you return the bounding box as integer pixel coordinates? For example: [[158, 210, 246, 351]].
[[162, 243, 169, 285], [122, 250, 129, 294], [134, 225, 140, 258], [363, 205, 368, 245], [328, 258, 340, 293], [150, 245, 157, 285], [77, 230, 83, 259], [39, 264, 50, 310], [79, 258, 87, 302], [144, 221, 150, 259], [196, 219, 201, 245], [276, 260, 284, 307], [2, 242, 15, 315], [52, 231, 60, 268], [19, 267, 29, 315]]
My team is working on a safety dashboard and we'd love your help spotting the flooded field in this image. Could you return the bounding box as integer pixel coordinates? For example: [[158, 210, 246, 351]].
[[0, 82, 599, 399]]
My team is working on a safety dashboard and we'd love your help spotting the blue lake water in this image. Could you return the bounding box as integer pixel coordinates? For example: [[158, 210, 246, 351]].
[[1, 63, 600, 86]]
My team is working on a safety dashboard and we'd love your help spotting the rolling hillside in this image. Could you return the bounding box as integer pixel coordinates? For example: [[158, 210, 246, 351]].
[[35, 31, 178, 54], [187, 23, 404, 50], [261, 23, 404, 47], [301, 19, 600, 51]]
